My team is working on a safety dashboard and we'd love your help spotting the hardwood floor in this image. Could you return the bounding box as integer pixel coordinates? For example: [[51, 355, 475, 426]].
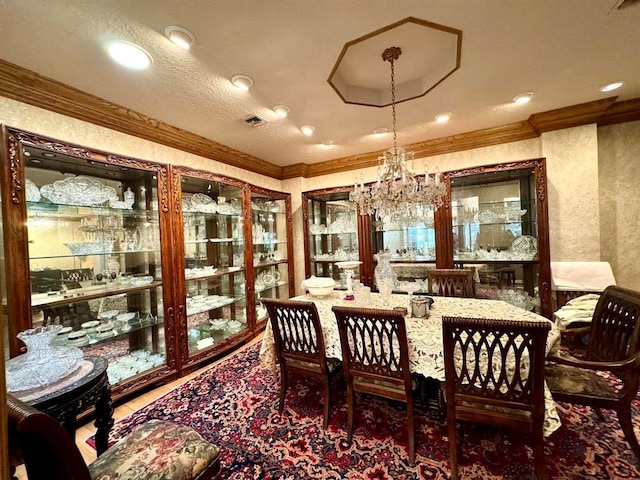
[[13, 333, 264, 479]]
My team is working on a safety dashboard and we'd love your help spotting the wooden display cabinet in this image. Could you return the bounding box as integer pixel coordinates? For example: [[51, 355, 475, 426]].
[[249, 185, 294, 330], [0, 126, 178, 400], [302, 187, 368, 287], [0, 127, 297, 403], [301, 159, 551, 318]]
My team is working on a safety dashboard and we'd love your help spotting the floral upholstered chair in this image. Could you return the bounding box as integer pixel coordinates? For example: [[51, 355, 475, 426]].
[[8, 394, 221, 480]]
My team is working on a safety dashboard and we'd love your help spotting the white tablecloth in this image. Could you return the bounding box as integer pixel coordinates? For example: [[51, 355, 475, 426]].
[[259, 292, 561, 436]]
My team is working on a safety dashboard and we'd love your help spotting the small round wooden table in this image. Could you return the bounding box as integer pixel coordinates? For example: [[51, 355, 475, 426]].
[[9, 354, 113, 473]]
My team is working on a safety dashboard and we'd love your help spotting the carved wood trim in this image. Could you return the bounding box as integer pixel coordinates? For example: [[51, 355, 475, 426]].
[[7, 132, 22, 204], [172, 165, 246, 189], [172, 169, 182, 215], [301, 191, 312, 278], [152, 166, 168, 213]]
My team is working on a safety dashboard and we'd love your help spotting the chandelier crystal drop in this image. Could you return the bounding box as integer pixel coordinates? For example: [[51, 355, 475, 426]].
[[350, 46, 446, 224]]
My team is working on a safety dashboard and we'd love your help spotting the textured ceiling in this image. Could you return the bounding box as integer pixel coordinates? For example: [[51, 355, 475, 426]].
[[0, 0, 639, 167]]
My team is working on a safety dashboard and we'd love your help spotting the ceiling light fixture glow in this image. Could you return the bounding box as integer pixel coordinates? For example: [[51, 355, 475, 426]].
[[435, 112, 451, 123], [164, 25, 195, 50], [600, 81, 624, 93], [321, 139, 335, 146], [231, 74, 254, 91], [373, 127, 388, 135], [513, 92, 534, 105], [273, 105, 290, 118], [301, 125, 315, 136], [107, 41, 152, 70]]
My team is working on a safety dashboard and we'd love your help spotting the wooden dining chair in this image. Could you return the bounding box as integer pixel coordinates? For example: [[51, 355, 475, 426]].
[[442, 316, 551, 480], [7, 394, 221, 480], [331, 305, 417, 464], [545, 285, 640, 461], [427, 268, 475, 298], [262, 298, 341, 429]]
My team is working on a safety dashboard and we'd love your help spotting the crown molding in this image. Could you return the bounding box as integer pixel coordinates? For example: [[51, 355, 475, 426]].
[[0, 59, 638, 181], [283, 96, 640, 179]]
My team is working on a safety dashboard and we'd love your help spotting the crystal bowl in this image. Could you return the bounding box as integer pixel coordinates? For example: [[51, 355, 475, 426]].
[[64, 241, 114, 256]]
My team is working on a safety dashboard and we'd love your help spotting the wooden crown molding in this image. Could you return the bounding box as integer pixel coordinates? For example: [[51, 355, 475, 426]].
[[282, 96, 640, 179], [1, 59, 639, 181]]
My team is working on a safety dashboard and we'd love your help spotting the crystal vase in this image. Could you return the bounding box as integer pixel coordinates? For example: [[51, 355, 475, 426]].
[[6, 325, 83, 392], [374, 251, 397, 305]]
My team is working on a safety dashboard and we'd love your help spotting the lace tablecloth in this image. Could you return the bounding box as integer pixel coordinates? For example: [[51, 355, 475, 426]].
[[259, 292, 561, 437]]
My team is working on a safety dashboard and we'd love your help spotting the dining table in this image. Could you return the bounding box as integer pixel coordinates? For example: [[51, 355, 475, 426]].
[[259, 291, 562, 437]]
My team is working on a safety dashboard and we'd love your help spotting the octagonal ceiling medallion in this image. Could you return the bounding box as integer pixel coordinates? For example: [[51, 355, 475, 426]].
[[328, 17, 462, 107]]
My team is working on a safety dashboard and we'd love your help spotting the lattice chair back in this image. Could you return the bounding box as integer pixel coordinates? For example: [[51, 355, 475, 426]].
[[427, 268, 475, 298], [262, 298, 327, 370], [586, 285, 640, 363], [332, 306, 410, 389], [442, 315, 551, 480]]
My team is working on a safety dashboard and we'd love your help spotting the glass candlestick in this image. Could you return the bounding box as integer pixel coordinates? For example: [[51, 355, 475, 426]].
[[335, 261, 363, 301]]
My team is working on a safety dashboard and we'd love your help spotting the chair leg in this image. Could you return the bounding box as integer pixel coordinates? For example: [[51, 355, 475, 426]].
[[278, 367, 288, 413], [532, 425, 546, 480], [447, 413, 459, 480], [407, 397, 415, 465], [617, 404, 640, 460], [322, 376, 330, 430], [346, 381, 354, 444]]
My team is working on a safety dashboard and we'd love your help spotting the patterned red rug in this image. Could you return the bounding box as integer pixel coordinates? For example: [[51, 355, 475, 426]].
[[90, 343, 640, 479]]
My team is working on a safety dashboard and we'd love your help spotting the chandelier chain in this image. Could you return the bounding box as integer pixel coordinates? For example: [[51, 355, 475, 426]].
[[389, 53, 397, 152]]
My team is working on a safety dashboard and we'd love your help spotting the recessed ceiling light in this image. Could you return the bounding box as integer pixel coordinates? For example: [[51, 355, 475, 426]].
[[164, 25, 195, 50], [301, 125, 315, 136], [373, 127, 388, 135], [29, 158, 43, 164], [600, 81, 624, 93], [273, 105, 290, 118], [435, 112, 452, 123], [513, 92, 534, 105], [321, 139, 335, 146], [41, 152, 56, 157], [231, 74, 254, 91], [106, 41, 152, 70]]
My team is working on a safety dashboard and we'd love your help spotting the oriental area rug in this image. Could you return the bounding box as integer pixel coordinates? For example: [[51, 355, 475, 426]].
[[90, 343, 640, 479]]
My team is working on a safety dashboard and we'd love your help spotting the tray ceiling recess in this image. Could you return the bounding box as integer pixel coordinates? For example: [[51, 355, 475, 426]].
[[328, 17, 462, 107]]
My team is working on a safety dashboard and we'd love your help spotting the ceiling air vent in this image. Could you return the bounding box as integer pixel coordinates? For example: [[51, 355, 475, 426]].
[[242, 114, 267, 127]]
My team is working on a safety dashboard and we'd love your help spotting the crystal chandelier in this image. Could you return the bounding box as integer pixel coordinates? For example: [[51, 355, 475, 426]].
[[350, 46, 446, 224]]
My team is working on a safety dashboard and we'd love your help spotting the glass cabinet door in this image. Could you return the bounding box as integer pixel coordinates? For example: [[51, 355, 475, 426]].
[[23, 147, 167, 388], [251, 193, 290, 323], [305, 191, 360, 287], [371, 211, 437, 283], [180, 178, 247, 356], [450, 166, 542, 310]]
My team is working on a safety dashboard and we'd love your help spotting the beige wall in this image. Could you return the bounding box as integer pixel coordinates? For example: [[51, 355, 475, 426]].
[[542, 125, 601, 262], [0, 97, 634, 294], [598, 120, 640, 291]]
